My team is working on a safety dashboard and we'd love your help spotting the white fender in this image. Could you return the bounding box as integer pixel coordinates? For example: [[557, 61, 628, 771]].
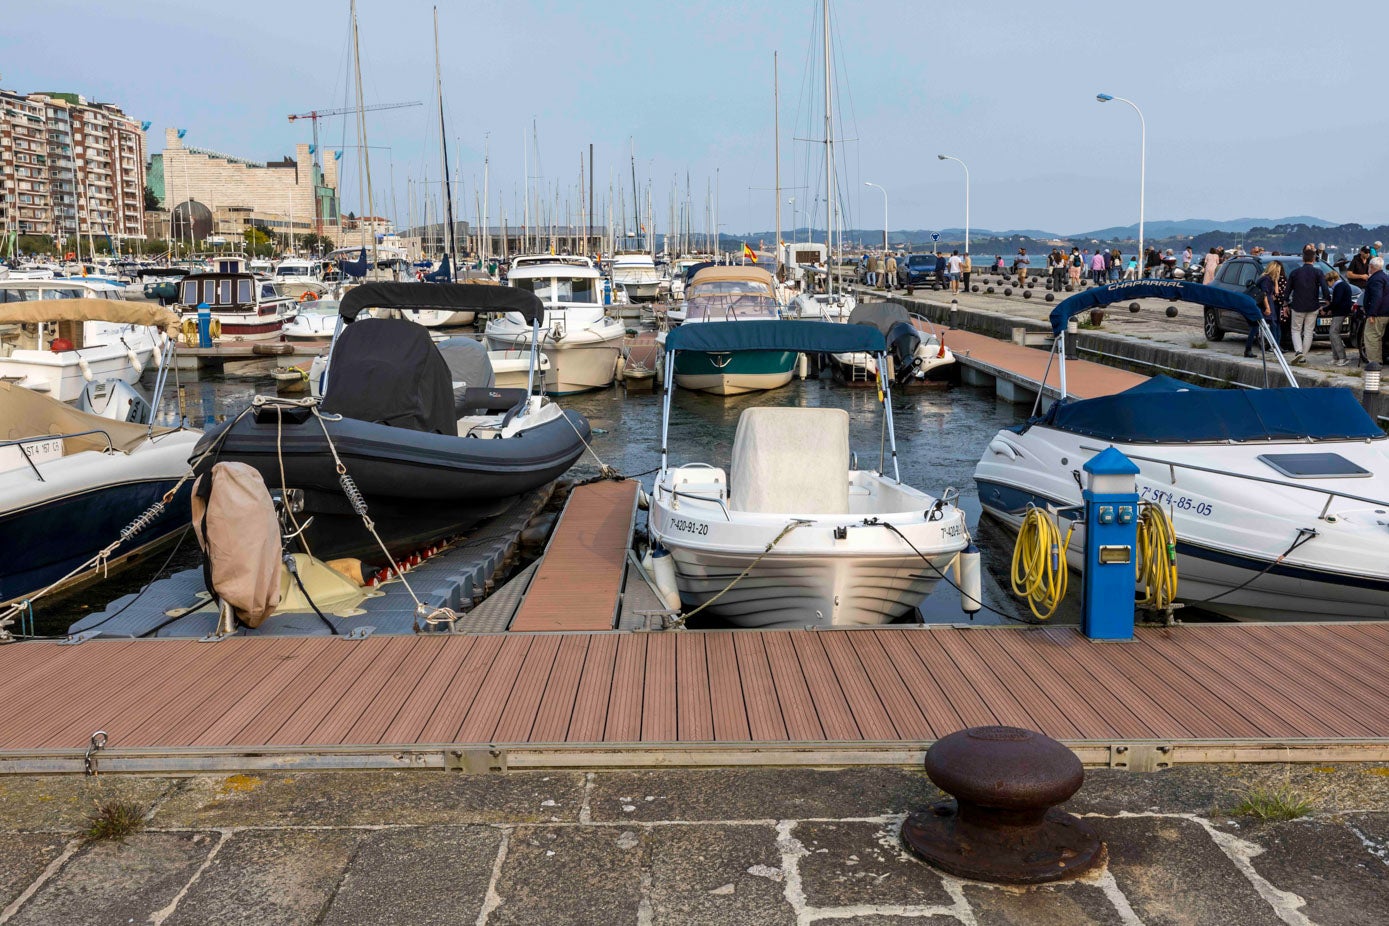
[[955, 544, 982, 614], [651, 546, 681, 611], [78, 357, 93, 382], [127, 349, 143, 374], [796, 353, 809, 380]]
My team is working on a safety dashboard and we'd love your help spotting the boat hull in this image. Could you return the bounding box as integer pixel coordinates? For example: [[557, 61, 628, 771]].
[[485, 324, 624, 395], [671, 350, 797, 396]]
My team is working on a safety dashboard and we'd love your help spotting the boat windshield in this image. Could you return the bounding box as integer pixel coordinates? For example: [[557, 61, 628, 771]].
[[685, 292, 781, 321], [0, 287, 88, 302], [275, 265, 309, 277], [513, 276, 598, 304]]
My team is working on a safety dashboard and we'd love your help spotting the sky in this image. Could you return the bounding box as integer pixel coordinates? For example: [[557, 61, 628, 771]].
[[2, 0, 1384, 237]]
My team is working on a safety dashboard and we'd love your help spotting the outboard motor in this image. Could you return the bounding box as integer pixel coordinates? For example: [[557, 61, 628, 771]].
[[885, 320, 922, 384]]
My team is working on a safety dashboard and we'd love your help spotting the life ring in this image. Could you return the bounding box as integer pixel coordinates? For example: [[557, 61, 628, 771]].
[[298, 290, 316, 302]]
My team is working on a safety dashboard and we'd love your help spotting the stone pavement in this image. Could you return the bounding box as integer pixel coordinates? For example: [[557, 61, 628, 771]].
[[0, 763, 1385, 924]]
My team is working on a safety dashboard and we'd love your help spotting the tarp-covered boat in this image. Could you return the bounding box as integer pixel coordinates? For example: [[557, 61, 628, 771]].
[[193, 283, 591, 563]]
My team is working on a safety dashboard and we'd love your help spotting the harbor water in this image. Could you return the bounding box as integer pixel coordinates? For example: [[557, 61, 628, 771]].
[[38, 360, 1077, 634]]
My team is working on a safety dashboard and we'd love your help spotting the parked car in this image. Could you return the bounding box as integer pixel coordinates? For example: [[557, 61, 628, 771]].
[[898, 254, 938, 287], [1202, 255, 1360, 349]]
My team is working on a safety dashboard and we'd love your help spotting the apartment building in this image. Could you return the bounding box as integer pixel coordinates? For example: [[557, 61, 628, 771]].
[[0, 89, 146, 242]]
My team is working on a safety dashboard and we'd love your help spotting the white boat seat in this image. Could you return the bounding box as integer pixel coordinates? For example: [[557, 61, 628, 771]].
[[730, 407, 849, 515]]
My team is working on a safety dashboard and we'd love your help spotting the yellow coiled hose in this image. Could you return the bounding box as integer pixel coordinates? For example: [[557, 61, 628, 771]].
[[1010, 507, 1075, 621], [1136, 501, 1179, 611]]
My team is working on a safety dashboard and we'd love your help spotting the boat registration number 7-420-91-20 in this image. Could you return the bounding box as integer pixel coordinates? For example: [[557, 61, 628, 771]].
[[1140, 486, 1213, 517], [669, 519, 710, 536]]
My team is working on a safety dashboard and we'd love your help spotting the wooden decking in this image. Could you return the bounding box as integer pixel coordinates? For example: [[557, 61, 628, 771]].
[[508, 480, 640, 632], [5, 622, 1389, 772], [937, 326, 1147, 399]]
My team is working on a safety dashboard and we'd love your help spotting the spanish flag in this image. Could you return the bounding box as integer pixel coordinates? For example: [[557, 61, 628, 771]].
[[742, 243, 757, 263]]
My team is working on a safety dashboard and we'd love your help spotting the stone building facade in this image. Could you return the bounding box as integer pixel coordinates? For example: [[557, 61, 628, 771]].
[[0, 89, 146, 242], [148, 129, 340, 242]]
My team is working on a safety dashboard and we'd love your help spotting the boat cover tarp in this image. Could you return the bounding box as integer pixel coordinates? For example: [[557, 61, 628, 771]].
[[338, 282, 542, 324], [847, 302, 912, 336], [0, 298, 178, 329], [664, 319, 885, 354], [1048, 280, 1263, 336], [0, 381, 168, 454], [192, 462, 281, 628], [320, 317, 456, 434], [436, 336, 494, 389], [731, 407, 850, 515], [1043, 375, 1383, 443]]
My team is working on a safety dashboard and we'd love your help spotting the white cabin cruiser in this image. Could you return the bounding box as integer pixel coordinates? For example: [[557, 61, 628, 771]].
[[610, 252, 662, 303], [175, 258, 296, 342], [650, 320, 971, 628], [486, 255, 625, 394], [282, 298, 340, 340], [0, 297, 171, 402], [974, 279, 1389, 621], [272, 258, 326, 299]]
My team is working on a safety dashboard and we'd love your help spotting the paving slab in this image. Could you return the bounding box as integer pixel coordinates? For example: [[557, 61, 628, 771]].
[[795, 820, 953, 909], [963, 882, 1125, 925], [588, 768, 937, 823], [489, 825, 643, 926], [1090, 815, 1284, 926], [1343, 811, 1389, 858], [647, 823, 794, 925], [809, 917, 958, 925], [163, 829, 360, 926], [1234, 819, 1389, 925], [0, 776, 171, 831], [153, 770, 585, 827], [320, 825, 502, 926], [9, 831, 213, 926], [0, 833, 69, 910]]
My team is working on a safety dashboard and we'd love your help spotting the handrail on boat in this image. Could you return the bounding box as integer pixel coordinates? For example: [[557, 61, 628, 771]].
[[1079, 443, 1389, 518], [0, 428, 119, 483]]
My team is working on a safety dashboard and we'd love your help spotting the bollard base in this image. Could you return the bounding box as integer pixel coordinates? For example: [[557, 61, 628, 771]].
[[902, 799, 1106, 885]]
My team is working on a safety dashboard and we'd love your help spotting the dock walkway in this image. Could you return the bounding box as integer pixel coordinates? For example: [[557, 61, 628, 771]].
[[4, 622, 1387, 773]]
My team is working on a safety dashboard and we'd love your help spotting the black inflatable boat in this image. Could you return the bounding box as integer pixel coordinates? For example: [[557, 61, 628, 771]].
[[192, 283, 591, 562]]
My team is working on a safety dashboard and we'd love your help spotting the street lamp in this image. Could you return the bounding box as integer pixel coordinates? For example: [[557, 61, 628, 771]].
[[936, 154, 970, 255], [864, 181, 887, 254], [1096, 93, 1145, 278]]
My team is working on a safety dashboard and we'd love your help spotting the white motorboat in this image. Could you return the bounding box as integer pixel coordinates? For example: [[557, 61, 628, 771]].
[[174, 257, 296, 342], [485, 255, 625, 395], [656, 265, 795, 396], [0, 381, 199, 608], [827, 302, 954, 385], [610, 252, 662, 303], [974, 279, 1389, 621], [0, 297, 172, 402], [272, 258, 327, 300], [281, 298, 340, 340], [649, 319, 971, 628]]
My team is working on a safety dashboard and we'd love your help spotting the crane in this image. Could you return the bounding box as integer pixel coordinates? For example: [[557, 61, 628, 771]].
[[287, 100, 421, 234]]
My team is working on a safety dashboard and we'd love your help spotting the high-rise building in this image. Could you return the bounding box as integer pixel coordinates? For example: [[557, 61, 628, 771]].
[[0, 89, 146, 243]]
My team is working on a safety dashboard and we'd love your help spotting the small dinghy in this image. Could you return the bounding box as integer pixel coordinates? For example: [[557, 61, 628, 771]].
[[193, 283, 591, 564], [649, 320, 972, 628]]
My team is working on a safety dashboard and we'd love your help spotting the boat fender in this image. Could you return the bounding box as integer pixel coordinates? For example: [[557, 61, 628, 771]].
[[127, 348, 143, 374], [651, 545, 681, 611], [986, 438, 1019, 461], [955, 544, 982, 615], [797, 353, 809, 380], [151, 336, 164, 368], [78, 357, 93, 382], [615, 354, 626, 382], [641, 545, 655, 576], [637, 487, 650, 511]]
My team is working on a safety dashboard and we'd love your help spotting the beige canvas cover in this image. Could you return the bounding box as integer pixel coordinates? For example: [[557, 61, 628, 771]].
[[192, 462, 281, 628], [0, 298, 179, 330], [688, 265, 777, 294], [0, 381, 166, 454], [730, 407, 850, 515]]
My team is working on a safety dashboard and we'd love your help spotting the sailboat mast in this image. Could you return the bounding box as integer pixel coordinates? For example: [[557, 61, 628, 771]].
[[587, 143, 594, 258], [482, 134, 489, 262], [522, 127, 529, 253], [823, 0, 834, 296], [351, 0, 378, 269], [433, 9, 457, 274], [774, 49, 781, 274], [629, 139, 639, 250]]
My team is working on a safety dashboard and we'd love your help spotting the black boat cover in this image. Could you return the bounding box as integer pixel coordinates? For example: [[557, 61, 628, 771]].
[[320, 317, 457, 434], [847, 302, 912, 336], [338, 282, 543, 324]]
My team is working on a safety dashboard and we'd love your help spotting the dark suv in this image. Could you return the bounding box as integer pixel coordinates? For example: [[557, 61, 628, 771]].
[[1202, 255, 1360, 348], [898, 254, 939, 286]]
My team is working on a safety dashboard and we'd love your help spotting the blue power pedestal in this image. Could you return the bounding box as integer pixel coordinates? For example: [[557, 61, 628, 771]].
[[1081, 447, 1140, 641], [195, 302, 213, 349]]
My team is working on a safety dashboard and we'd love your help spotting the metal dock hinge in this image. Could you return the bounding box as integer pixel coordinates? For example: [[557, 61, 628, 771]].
[[1108, 743, 1174, 772], [345, 626, 376, 640], [444, 747, 506, 773], [84, 730, 108, 776], [61, 631, 102, 646]]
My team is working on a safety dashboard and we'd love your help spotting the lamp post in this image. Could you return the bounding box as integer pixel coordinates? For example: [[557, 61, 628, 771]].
[[936, 154, 970, 255], [1096, 93, 1145, 278], [864, 181, 887, 254]]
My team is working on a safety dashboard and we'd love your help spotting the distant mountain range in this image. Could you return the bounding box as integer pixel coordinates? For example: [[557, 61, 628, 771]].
[[738, 217, 1335, 245]]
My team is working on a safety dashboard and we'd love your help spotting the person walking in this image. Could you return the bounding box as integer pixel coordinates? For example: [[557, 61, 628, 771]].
[[1090, 249, 1106, 286], [1202, 247, 1220, 284], [1287, 248, 1331, 364], [1363, 257, 1389, 366], [1066, 248, 1081, 287], [1347, 246, 1372, 287], [867, 252, 880, 288], [961, 252, 972, 292], [1014, 248, 1030, 285], [884, 252, 898, 292], [1245, 260, 1287, 357], [1110, 248, 1122, 282], [947, 250, 963, 293], [1324, 270, 1352, 366], [1049, 250, 1066, 291]]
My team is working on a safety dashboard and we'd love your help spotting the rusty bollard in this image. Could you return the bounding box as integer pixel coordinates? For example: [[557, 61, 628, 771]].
[[901, 726, 1105, 884]]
